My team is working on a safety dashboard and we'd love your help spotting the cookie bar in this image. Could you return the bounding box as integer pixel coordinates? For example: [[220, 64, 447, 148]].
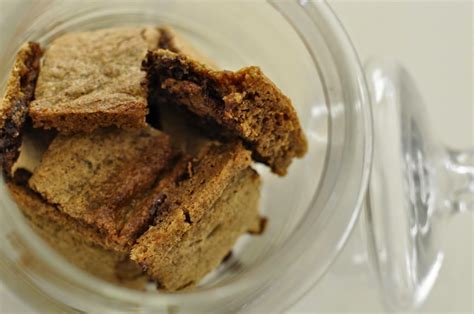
[[143, 49, 307, 175]]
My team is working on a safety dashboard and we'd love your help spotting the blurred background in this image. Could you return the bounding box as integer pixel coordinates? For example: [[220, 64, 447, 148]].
[[0, 1, 472, 313]]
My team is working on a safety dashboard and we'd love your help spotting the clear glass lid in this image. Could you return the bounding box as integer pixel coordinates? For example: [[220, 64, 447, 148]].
[[364, 60, 473, 310]]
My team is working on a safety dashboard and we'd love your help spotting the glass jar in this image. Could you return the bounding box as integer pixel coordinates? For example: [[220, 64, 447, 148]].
[[0, 1, 471, 313]]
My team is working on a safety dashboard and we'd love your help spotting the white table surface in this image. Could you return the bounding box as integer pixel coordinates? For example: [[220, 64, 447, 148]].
[[0, 1, 472, 313]]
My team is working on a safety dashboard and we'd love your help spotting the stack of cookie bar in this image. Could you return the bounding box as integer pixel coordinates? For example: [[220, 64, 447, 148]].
[[0, 26, 306, 291]]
